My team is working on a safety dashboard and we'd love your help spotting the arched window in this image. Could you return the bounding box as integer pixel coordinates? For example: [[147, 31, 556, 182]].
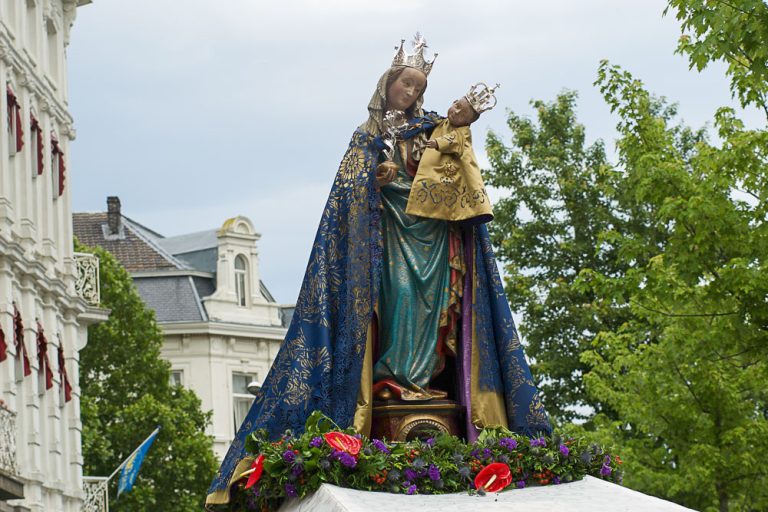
[[234, 255, 247, 307]]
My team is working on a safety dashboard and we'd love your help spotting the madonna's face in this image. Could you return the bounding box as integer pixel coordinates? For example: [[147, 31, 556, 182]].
[[386, 67, 427, 112]]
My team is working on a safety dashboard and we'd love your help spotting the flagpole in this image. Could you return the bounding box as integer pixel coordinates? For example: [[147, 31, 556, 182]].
[[108, 426, 161, 483], [82, 427, 161, 512]]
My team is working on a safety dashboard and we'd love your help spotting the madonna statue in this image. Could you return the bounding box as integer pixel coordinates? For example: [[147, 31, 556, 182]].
[[206, 35, 550, 506]]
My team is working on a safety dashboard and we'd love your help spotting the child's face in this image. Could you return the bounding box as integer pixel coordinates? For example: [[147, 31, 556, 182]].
[[447, 97, 478, 127]]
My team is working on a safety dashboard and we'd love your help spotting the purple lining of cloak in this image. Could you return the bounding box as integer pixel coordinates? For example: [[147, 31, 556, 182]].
[[459, 228, 480, 443]]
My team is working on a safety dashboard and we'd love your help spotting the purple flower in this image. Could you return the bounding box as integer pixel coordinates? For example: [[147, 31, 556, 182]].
[[406, 484, 418, 495], [482, 448, 493, 459], [372, 439, 390, 454], [285, 483, 298, 498], [559, 444, 570, 457], [283, 450, 296, 464], [427, 464, 441, 481], [499, 437, 518, 450], [291, 464, 304, 477], [600, 464, 612, 476], [309, 436, 323, 448], [516, 480, 526, 489], [470, 449, 480, 458], [604, 455, 612, 465], [425, 438, 435, 447], [404, 468, 418, 482], [338, 452, 357, 468], [529, 437, 547, 448], [553, 476, 561, 485]]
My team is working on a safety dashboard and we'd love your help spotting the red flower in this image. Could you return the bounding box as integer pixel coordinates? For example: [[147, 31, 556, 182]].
[[474, 462, 513, 493], [243, 454, 265, 489], [323, 432, 362, 456]]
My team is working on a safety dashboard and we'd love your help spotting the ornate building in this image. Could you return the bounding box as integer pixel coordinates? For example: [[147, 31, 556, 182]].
[[74, 198, 291, 460], [0, 2, 108, 512]]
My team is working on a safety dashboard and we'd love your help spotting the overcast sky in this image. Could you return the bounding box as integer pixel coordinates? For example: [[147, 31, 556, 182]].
[[67, 0, 764, 303]]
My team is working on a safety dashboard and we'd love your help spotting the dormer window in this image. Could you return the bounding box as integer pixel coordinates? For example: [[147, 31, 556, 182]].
[[234, 255, 248, 307]]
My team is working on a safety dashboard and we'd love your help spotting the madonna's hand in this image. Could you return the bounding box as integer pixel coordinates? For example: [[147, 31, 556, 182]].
[[376, 161, 398, 187]]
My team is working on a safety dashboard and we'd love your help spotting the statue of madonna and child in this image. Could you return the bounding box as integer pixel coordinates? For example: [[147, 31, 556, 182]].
[[206, 35, 551, 506]]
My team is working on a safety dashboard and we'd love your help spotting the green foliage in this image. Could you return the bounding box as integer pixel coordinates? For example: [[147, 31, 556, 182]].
[[665, 0, 768, 117], [225, 413, 622, 511], [484, 13, 768, 507], [581, 61, 768, 512], [77, 241, 218, 511], [484, 90, 652, 422]]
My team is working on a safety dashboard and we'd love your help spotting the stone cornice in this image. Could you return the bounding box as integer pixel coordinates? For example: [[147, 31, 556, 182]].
[[0, 236, 90, 319], [159, 321, 287, 341], [0, 26, 75, 137]]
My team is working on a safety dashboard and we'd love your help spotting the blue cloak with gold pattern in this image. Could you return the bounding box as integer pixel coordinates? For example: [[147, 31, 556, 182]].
[[206, 114, 550, 505]]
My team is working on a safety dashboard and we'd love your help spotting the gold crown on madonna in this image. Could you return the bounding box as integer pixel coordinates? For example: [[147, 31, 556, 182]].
[[392, 33, 437, 76], [464, 82, 500, 114]]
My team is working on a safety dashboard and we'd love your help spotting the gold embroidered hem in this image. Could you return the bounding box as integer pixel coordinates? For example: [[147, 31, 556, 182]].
[[205, 456, 255, 507], [406, 120, 493, 224], [469, 254, 508, 430], [352, 321, 375, 437]]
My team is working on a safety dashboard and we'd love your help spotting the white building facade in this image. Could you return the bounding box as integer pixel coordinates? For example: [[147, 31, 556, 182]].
[[74, 203, 290, 461], [0, 1, 106, 512]]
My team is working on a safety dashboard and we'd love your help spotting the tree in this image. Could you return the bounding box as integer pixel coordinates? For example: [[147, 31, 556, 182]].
[[578, 60, 768, 512], [77, 241, 218, 511], [666, 0, 768, 118], [484, 91, 665, 422]]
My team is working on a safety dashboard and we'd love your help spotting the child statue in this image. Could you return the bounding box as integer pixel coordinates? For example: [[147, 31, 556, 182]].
[[405, 83, 499, 225]]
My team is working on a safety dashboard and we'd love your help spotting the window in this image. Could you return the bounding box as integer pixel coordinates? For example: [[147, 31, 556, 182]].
[[170, 370, 184, 387], [1, 0, 18, 33], [6, 84, 23, 156], [30, 114, 42, 177], [234, 255, 248, 307], [50, 134, 65, 197], [46, 18, 59, 83], [26, 0, 38, 57], [232, 372, 258, 431]]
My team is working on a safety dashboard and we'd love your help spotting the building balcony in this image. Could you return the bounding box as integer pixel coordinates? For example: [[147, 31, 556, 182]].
[[0, 402, 23, 501], [82, 476, 109, 512], [74, 252, 100, 306]]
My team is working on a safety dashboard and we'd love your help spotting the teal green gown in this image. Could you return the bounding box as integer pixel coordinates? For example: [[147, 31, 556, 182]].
[[372, 148, 453, 394]]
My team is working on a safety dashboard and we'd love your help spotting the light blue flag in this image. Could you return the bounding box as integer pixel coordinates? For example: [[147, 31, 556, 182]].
[[117, 427, 160, 497]]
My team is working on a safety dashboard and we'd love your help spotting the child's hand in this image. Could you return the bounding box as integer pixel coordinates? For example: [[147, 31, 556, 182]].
[[426, 140, 438, 149]]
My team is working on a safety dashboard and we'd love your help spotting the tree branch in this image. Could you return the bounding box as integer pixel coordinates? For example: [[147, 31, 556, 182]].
[[630, 299, 739, 318]]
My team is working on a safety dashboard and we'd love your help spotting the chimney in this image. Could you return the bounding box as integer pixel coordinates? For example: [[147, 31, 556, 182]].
[[107, 196, 122, 235]]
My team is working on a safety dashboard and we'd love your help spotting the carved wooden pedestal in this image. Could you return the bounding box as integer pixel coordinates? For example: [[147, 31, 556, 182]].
[[371, 400, 465, 441]]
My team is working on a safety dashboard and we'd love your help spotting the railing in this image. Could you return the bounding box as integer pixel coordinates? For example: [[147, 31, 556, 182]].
[[83, 476, 109, 512], [73, 252, 100, 306], [0, 404, 17, 476]]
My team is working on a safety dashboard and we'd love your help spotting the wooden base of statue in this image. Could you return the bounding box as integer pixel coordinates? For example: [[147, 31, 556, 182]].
[[371, 399, 465, 442]]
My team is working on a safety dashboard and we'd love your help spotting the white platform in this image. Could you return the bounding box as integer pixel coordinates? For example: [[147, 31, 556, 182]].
[[278, 476, 696, 512]]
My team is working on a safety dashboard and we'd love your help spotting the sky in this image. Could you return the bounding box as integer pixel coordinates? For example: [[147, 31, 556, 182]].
[[66, 0, 764, 304]]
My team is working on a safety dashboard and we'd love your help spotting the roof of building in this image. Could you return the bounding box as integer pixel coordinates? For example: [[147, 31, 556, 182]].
[[134, 275, 208, 323], [73, 207, 288, 326], [156, 229, 218, 255], [73, 212, 186, 272]]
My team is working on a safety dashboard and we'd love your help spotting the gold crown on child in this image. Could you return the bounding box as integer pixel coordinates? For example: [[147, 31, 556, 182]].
[[392, 33, 437, 76], [465, 82, 500, 114]]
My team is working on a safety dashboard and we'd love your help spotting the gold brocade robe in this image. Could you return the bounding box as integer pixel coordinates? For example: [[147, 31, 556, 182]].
[[405, 120, 493, 224]]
